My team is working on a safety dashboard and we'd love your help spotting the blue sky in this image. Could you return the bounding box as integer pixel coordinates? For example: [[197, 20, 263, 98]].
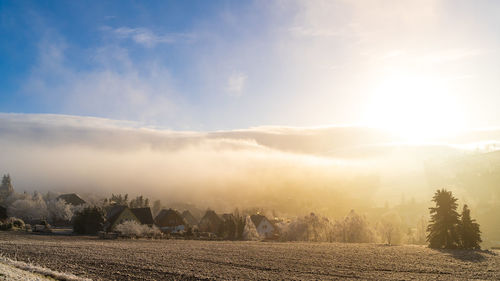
[[1, 0, 285, 129], [1, 1, 500, 134]]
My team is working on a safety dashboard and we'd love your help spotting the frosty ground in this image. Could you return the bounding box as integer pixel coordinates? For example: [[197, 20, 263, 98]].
[[0, 232, 497, 280]]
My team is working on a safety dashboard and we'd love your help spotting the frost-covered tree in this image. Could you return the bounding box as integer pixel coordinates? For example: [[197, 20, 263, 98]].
[[332, 210, 374, 243], [281, 213, 331, 242], [43, 191, 59, 202], [7, 192, 48, 222], [152, 200, 161, 216], [415, 216, 428, 245], [378, 212, 403, 245], [115, 220, 160, 237], [107, 194, 129, 206], [0, 174, 14, 201], [2, 192, 24, 207], [47, 199, 73, 224], [8, 199, 41, 221], [1, 174, 14, 193]]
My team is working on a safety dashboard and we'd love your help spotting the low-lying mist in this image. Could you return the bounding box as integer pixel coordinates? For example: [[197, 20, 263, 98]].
[[1, 114, 499, 227]]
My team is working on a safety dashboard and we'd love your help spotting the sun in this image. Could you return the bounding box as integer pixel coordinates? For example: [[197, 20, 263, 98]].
[[363, 74, 465, 142]]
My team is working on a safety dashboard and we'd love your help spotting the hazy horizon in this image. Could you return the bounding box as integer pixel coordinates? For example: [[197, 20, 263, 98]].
[[1, 113, 499, 218]]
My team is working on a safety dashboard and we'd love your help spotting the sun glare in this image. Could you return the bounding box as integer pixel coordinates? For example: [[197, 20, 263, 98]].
[[363, 74, 465, 142]]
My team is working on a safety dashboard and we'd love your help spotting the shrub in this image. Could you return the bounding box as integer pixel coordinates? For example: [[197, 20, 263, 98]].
[[47, 199, 73, 224], [7, 193, 48, 222], [7, 217, 25, 229], [115, 221, 160, 238]]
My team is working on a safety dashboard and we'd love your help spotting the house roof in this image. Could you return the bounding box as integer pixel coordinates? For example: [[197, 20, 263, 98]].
[[130, 207, 154, 225], [250, 214, 268, 228], [181, 210, 198, 226], [198, 210, 223, 233], [155, 209, 186, 227], [200, 210, 222, 224], [57, 193, 86, 206], [105, 205, 129, 228]]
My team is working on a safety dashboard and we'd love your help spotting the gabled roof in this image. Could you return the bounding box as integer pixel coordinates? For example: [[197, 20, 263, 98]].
[[155, 209, 186, 227], [198, 210, 223, 233], [200, 210, 222, 224], [181, 210, 198, 226], [130, 207, 154, 225], [57, 193, 86, 206], [106, 205, 129, 227], [250, 214, 266, 227]]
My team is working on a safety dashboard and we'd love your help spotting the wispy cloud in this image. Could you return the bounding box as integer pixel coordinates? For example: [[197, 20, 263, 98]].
[[288, 26, 349, 38], [104, 26, 195, 47], [225, 72, 247, 97], [21, 34, 187, 126]]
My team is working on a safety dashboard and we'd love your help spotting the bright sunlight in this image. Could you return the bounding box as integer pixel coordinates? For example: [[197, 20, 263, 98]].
[[364, 73, 465, 142]]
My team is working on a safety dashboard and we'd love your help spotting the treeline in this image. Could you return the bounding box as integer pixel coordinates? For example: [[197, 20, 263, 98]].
[[277, 210, 426, 245], [0, 174, 482, 249]]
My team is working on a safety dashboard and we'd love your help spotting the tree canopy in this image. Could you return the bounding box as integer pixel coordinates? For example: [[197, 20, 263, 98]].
[[427, 189, 461, 249], [459, 204, 482, 249], [427, 189, 481, 249]]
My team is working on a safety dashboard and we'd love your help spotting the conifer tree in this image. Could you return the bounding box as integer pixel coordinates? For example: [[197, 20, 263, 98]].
[[459, 204, 481, 249], [1, 174, 14, 193], [427, 189, 460, 249]]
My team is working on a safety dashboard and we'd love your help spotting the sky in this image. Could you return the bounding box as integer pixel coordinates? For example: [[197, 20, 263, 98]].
[[2, 0, 500, 210], [1, 0, 500, 136]]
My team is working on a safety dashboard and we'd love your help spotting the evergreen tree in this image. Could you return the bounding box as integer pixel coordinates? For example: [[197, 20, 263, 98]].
[[459, 205, 481, 249], [109, 194, 128, 206], [130, 195, 150, 208], [73, 206, 105, 234], [0, 174, 14, 194], [427, 189, 460, 249]]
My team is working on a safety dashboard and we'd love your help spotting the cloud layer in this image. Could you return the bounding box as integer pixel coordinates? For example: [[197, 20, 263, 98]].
[[2, 114, 500, 215]]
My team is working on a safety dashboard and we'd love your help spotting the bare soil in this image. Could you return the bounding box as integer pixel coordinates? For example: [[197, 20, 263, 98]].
[[0, 232, 498, 280]]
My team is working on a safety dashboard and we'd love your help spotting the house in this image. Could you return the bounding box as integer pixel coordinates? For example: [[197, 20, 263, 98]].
[[155, 209, 186, 233], [57, 193, 86, 206], [104, 205, 140, 232], [130, 207, 154, 226], [198, 210, 223, 233], [250, 214, 277, 238], [181, 210, 198, 226]]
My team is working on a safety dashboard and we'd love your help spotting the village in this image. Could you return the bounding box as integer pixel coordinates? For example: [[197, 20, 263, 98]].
[[0, 173, 433, 244], [0, 174, 288, 241]]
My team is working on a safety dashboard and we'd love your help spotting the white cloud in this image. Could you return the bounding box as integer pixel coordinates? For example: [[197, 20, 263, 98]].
[[22, 37, 187, 126], [225, 72, 247, 97], [107, 26, 194, 47]]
